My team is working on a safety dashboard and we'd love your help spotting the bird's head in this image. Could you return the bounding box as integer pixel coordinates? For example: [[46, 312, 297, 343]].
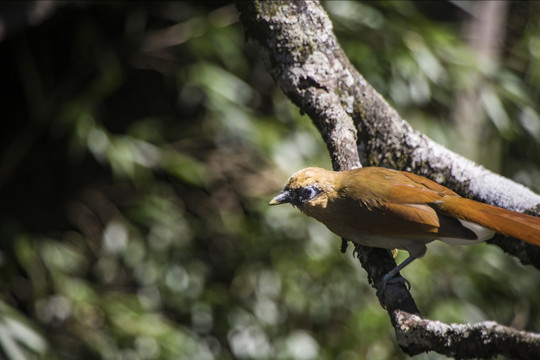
[[269, 167, 338, 210]]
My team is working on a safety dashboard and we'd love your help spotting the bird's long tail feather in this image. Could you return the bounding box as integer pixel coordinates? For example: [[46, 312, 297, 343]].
[[438, 197, 540, 246]]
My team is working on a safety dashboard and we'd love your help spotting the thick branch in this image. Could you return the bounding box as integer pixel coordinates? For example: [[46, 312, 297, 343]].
[[395, 311, 540, 359], [236, 0, 540, 358]]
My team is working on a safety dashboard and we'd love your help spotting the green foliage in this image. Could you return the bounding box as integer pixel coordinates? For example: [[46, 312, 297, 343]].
[[0, 2, 539, 360]]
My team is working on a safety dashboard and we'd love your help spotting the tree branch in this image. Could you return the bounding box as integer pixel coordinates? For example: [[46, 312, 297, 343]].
[[236, 0, 540, 358], [394, 310, 540, 358]]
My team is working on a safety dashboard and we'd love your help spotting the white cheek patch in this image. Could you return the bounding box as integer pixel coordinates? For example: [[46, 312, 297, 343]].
[[440, 219, 496, 245]]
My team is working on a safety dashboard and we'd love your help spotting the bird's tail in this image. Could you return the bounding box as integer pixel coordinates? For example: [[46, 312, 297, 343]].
[[438, 196, 540, 247]]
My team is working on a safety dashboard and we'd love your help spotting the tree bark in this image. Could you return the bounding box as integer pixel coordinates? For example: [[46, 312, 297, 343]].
[[236, 0, 540, 358]]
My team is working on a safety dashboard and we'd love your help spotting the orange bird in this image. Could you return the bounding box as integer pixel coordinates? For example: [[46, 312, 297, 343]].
[[270, 167, 540, 286]]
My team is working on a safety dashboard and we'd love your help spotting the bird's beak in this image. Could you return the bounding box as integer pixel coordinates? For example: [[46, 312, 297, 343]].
[[269, 190, 291, 205]]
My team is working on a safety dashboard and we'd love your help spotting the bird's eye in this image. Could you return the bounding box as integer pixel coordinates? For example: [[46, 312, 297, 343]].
[[298, 185, 320, 203]]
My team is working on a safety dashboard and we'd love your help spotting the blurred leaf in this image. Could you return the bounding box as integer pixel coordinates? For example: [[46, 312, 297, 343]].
[[161, 149, 208, 187], [0, 302, 48, 359], [481, 86, 513, 138]]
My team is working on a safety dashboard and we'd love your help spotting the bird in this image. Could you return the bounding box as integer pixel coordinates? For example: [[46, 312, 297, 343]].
[[269, 166, 540, 290]]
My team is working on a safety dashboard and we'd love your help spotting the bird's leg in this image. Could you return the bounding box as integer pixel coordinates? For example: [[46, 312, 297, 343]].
[[375, 255, 416, 301]]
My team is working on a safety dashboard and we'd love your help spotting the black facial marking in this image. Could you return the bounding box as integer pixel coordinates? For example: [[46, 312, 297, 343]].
[[289, 185, 321, 206]]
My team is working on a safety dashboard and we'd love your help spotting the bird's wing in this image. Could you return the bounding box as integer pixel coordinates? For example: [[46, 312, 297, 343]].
[[387, 184, 446, 204], [386, 170, 459, 203], [342, 167, 452, 204], [383, 203, 439, 228], [398, 171, 459, 196], [328, 168, 480, 241], [387, 172, 540, 243], [380, 202, 478, 239]]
